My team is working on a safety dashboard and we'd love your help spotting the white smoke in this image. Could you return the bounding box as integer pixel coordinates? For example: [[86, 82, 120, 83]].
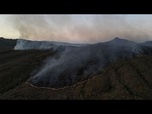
[[14, 39, 86, 50], [22, 37, 146, 88]]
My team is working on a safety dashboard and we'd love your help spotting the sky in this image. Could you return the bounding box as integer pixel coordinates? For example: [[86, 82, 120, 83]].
[[0, 14, 152, 43]]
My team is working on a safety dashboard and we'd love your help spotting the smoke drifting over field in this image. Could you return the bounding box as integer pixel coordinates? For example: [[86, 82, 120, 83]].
[[8, 14, 152, 88], [14, 39, 86, 50], [8, 15, 152, 43], [14, 37, 152, 88]]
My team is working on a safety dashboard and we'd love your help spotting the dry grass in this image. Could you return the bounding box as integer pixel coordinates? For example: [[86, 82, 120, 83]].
[[0, 48, 152, 99]]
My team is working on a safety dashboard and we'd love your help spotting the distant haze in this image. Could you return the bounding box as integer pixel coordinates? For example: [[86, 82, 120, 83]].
[[1, 15, 152, 43]]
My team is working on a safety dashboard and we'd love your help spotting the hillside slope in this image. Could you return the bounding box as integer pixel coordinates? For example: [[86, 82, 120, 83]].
[[1, 54, 152, 100], [22, 37, 152, 89], [1, 37, 152, 99], [0, 49, 54, 97], [0, 37, 16, 49]]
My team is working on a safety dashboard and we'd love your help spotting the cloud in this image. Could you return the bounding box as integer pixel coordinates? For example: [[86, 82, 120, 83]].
[[7, 15, 152, 43]]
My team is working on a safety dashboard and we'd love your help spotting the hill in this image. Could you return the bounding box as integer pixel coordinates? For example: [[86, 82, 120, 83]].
[[0, 37, 152, 99], [0, 54, 152, 99], [17, 37, 152, 89], [0, 37, 16, 49]]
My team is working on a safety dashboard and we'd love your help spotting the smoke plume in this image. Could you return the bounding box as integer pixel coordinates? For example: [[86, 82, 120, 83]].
[[22, 37, 149, 88]]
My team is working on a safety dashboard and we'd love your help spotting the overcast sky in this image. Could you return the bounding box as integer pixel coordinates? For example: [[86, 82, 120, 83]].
[[0, 14, 152, 43]]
